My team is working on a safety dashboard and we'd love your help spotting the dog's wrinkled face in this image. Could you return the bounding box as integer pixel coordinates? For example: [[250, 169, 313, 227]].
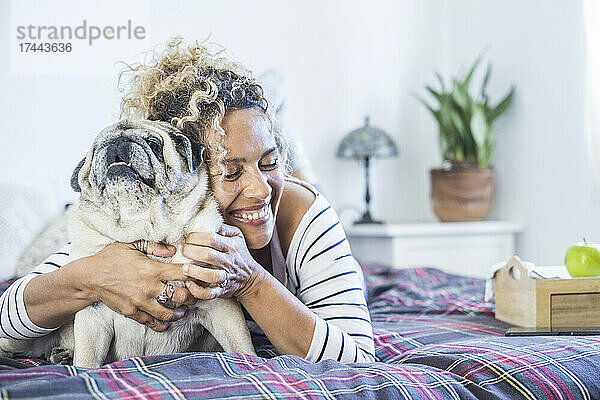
[[71, 119, 205, 214]]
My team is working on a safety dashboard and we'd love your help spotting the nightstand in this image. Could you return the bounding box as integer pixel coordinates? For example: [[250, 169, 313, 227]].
[[346, 221, 522, 278]]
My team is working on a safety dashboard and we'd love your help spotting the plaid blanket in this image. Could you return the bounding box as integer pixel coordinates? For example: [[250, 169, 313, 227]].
[[1, 266, 599, 399]]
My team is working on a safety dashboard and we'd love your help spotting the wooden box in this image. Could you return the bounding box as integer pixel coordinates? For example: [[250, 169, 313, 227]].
[[495, 256, 600, 328]]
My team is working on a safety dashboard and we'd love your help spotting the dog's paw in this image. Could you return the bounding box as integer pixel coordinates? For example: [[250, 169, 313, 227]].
[[49, 346, 73, 365], [0, 339, 19, 358]]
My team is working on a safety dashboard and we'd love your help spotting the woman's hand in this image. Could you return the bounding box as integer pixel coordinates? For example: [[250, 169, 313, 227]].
[[181, 224, 267, 301], [80, 241, 197, 332]]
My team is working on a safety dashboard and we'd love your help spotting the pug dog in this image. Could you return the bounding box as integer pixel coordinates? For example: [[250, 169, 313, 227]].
[[0, 119, 256, 367]]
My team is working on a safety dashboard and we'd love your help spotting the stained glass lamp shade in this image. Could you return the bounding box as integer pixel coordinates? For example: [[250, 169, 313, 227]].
[[337, 116, 399, 224]]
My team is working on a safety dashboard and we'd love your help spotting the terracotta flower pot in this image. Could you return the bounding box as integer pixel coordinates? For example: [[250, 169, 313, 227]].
[[430, 166, 494, 222]]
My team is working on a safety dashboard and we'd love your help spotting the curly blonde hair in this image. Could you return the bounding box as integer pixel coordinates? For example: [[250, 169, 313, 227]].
[[119, 37, 290, 176]]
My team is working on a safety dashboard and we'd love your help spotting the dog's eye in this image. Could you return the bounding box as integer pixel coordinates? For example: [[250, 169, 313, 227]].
[[146, 137, 163, 161]]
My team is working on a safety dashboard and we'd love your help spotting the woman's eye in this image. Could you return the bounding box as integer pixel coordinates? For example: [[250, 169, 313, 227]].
[[224, 169, 242, 180], [260, 159, 279, 170]]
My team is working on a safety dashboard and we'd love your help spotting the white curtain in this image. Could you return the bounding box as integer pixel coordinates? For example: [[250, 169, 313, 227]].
[[584, 0, 600, 200]]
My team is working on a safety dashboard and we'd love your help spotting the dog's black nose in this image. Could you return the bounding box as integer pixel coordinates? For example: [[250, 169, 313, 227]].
[[115, 136, 131, 144], [115, 137, 133, 163], [106, 137, 134, 165]]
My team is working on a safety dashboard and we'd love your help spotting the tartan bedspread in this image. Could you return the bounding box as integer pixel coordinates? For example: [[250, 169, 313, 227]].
[[0, 266, 599, 399]]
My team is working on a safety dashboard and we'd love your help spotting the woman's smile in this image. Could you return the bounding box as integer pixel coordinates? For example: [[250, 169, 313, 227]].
[[229, 202, 273, 225], [211, 107, 284, 249]]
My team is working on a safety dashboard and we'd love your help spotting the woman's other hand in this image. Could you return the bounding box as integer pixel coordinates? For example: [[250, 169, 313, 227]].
[[80, 242, 197, 332], [181, 224, 267, 301]]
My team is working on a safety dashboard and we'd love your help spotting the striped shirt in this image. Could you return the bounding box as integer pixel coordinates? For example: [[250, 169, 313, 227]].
[[283, 189, 375, 363], [0, 189, 375, 364], [0, 249, 69, 340]]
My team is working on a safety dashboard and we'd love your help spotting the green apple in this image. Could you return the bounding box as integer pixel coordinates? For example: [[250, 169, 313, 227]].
[[564, 239, 600, 278]]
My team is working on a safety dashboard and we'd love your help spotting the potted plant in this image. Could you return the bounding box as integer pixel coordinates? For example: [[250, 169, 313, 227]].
[[418, 58, 515, 222]]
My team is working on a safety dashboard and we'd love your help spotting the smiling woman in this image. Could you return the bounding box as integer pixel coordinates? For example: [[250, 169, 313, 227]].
[[0, 37, 375, 365], [214, 108, 284, 250], [119, 38, 375, 362]]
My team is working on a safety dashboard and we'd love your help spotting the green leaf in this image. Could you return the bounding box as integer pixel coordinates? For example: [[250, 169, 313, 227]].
[[436, 72, 446, 92], [451, 80, 470, 111], [447, 93, 478, 160], [482, 134, 496, 168], [462, 57, 482, 91], [489, 87, 515, 123], [450, 111, 467, 136], [438, 127, 449, 162], [470, 104, 489, 163], [456, 147, 464, 161], [481, 63, 492, 100], [426, 86, 443, 103], [416, 56, 515, 166], [414, 94, 439, 117]]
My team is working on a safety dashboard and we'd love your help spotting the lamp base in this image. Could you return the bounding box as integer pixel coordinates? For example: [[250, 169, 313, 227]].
[[354, 212, 383, 225]]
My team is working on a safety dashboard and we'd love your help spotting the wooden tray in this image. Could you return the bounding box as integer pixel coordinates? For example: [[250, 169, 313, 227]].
[[495, 256, 600, 328]]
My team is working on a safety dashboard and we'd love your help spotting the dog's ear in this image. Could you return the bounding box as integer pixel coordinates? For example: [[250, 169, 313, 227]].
[[169, 132, 206, 172], [70, 158, 86, 193], [188, 139, 206, 172]]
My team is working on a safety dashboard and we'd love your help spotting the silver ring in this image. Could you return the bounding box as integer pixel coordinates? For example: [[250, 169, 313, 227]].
[[218, 277, 228, 288], [135, 239, 149, 254], [156, 283, 176, 309]]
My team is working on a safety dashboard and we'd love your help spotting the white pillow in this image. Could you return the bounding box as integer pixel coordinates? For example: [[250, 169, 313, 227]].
[[0, 181, 63, 280]]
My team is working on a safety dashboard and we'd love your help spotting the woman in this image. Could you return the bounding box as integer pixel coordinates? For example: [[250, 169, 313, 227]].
[[0, 39, 375, 364]]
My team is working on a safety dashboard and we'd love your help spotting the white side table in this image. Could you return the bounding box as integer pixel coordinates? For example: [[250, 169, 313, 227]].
[[345, 222, 522, 278]]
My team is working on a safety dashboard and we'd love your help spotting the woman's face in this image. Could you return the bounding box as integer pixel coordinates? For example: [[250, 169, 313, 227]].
[[210, 108, 284, 249]]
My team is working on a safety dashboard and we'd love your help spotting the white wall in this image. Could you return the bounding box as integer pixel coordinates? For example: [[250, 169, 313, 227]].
[[441, 0, 598, 265], [0, 0, 595, 268], [0, 0, 444, 216]]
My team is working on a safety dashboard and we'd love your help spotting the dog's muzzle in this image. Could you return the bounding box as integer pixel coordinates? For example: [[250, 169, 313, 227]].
[[105, 137, 154, 187]]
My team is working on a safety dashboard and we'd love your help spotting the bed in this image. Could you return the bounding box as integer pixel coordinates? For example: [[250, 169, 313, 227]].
[[0, 264, 599, 399]]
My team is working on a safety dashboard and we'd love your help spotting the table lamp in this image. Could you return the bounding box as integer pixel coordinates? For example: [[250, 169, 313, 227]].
[[337, 116, 399, 224]]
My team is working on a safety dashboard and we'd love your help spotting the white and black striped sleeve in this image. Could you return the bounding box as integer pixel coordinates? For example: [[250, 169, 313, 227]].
[[0, 243, 72, 340], [287, 194, 376, 364]]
